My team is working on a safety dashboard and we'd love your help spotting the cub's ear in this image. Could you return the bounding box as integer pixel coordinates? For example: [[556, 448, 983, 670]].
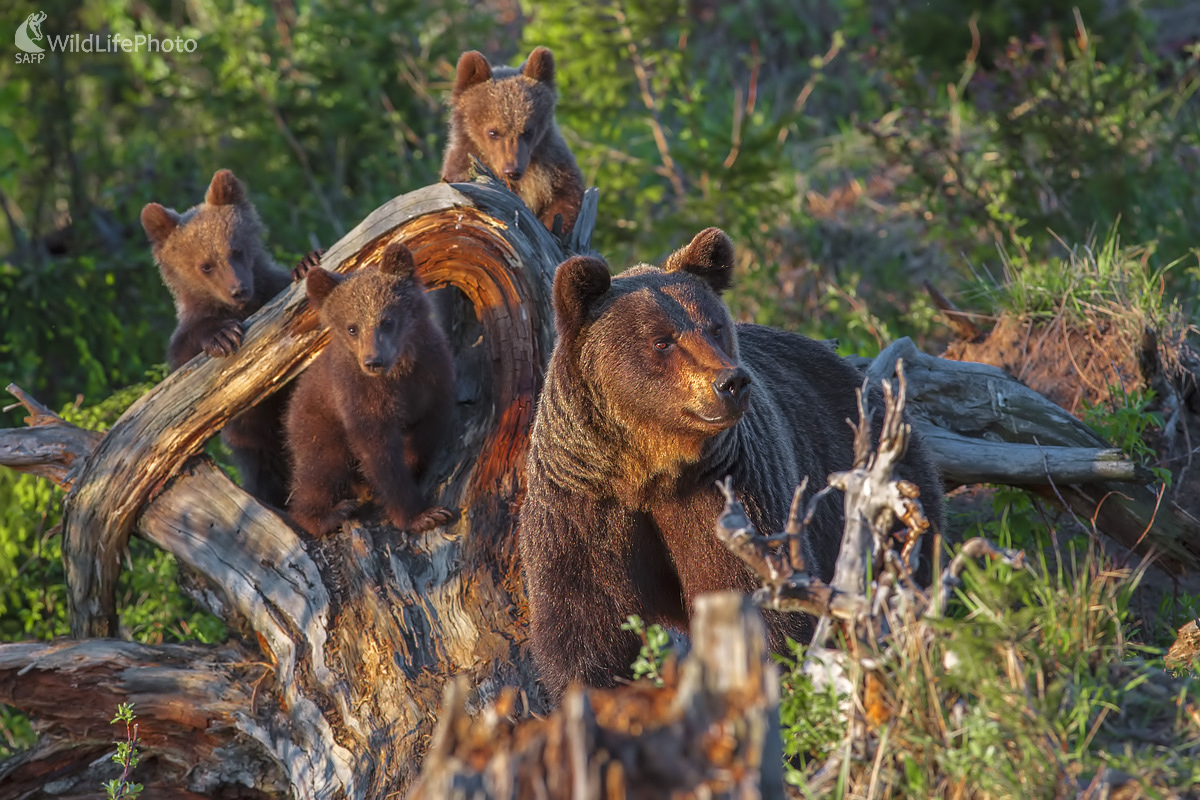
[[305, 267, 343, 311], [205, 169, 246, 206], [453, 50, 492, 96], [522, 46, 555, 84], [140, 203, 179, 246], [661, 227, 735, 294], [379, 243, 417, 279], [553, 256, 611, 340]]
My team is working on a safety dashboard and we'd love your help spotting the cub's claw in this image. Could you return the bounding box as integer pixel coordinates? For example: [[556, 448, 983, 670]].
[[202, 320, 244, 357], [292, 249, 325, 282]]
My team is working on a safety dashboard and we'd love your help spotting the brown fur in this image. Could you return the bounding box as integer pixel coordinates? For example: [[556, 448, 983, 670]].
[[141, 169, 298, 506], [441, 46, 584, 235], [285, 243, 456, 537], [520, 228, 945, 700]]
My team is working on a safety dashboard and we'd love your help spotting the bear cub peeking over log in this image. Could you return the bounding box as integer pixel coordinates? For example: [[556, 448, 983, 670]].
[[441, 46, 584, 236], [519, 228, 945, 700], [141, 168, 309, 507], [285, 242, 456, 538]]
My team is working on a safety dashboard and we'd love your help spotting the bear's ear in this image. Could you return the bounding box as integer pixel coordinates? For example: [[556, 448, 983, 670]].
[[205, 169, 246, 207], [521, 46, 555, 84], [378, 243, 417, 279], [140, 203, 179, 246], [306, 267, 343, 311], [454, 51, 492, 96], [661, 227, 736, 294], [553, 256, 611, 339]]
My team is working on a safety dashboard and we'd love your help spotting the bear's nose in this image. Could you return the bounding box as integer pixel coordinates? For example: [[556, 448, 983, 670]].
[[503, 167, 524, 180], [230, 285, 248, 301], [362, 357, 384, 373], [712, 368, 751, 401]]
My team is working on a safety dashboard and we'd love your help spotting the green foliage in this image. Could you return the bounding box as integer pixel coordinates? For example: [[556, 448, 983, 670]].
[[775, 641, 843, 782], [1080, 385, 1163, 466], [522, 0, 819, 266], [103, 702, 143, 800], [620, 614, 670, 687], [871, 14, 1200, 276], [779, 533, 1200, 797], [969, 226, 1181, 322]]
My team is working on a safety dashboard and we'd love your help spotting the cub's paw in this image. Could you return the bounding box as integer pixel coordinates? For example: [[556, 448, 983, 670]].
[[405, 506, 457, 533], [202, 320, 244, 358], [292, 249, 325, 282]]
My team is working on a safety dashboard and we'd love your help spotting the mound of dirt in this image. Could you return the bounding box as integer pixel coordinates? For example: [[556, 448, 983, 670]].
[[942, 313, 1146, 415]]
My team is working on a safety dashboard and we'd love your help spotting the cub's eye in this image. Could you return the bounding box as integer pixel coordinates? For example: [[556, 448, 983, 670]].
[[487, 129, 500, 139], [230, 248, 242, 259], [347, 324, 358, 337], [200, 262, 213, 274], [654, 337, 674, 351], [379, 317, 394, 330], [710, 324, 724, 338]]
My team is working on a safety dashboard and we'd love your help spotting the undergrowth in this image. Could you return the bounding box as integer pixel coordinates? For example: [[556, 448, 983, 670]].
[[775, 517, 1200, 798]]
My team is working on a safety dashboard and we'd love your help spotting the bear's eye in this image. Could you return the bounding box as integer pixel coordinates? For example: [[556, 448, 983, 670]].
[[347, 324, 358, 337], [487, 129, 500, 139], [200, 262, 213, 274], [230, 248, 242, 259], [654, 337, 674, 351], [710, 324, 724, 338], [380, 317, 394, 330]]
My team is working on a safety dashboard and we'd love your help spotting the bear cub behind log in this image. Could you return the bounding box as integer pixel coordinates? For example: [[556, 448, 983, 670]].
[[141, 168, 304, 507], [520, 228, 945, 700], [285, 243, 456, 537], [442, 46, 585, 236]]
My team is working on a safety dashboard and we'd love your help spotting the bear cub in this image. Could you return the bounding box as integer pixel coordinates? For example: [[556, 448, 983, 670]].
[[141, 168, 307, 507], [285, 242, 456, 537], [519, 228, 945, 700], [442, 46, 585, 236]]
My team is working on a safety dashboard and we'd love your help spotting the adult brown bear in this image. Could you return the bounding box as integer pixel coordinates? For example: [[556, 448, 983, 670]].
[[519, 228, 944, 700]]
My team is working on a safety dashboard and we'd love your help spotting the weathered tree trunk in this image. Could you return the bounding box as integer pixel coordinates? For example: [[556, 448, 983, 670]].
[[0, 178, 1195, 798]]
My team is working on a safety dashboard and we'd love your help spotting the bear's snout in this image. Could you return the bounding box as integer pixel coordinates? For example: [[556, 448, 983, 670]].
[[712, 367, 751, 405]]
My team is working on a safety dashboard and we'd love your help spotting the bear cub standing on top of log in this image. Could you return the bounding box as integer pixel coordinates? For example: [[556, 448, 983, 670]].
[[519, 228, 945, 700], [285, 242, 456, 537], [441, 46, 585, 236], [141, 168, 312, 507]]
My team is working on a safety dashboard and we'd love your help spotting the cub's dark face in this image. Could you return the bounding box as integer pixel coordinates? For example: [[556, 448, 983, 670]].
[[554, 228, 750, 448], [453, 47, 557, 187], [141, 169, 263, 310], [306, 244, 425, 377]]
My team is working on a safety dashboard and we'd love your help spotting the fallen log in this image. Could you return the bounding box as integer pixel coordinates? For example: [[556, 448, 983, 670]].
[[860, 338, 1200, 572]]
